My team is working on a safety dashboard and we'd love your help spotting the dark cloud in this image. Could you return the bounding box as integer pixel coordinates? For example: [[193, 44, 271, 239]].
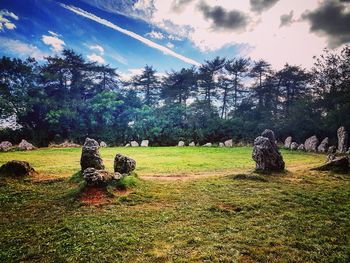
[[171, 0, 194, 13], [250, 0, 279, 13], [303, 0, 350, 48], [198, 2, 248, 31], [280, 11, 294, 27]]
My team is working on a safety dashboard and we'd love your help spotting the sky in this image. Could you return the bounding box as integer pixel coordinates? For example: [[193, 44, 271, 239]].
[[0, 0, 349, 78]]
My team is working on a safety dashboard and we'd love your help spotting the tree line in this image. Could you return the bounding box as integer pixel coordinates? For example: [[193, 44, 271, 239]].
[[0, 46, 349, 146]]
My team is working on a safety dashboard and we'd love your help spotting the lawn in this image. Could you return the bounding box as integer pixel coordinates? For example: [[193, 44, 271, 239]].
[[0, 147, 350, 262]]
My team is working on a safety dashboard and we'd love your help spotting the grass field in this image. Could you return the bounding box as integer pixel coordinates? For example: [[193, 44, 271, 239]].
[[0, 147, 350, 262]]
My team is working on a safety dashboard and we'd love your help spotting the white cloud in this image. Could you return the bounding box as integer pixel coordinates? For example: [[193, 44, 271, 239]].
[[89, 44, 104, 53], [60, 4, 201, 66], [0, 9, 18, 31], [166, 42, 174, 49], [87, 53, 105, 64], [0, 37, 47, 60], [145, 30, 164, 39], [42, 32, 65, 52]]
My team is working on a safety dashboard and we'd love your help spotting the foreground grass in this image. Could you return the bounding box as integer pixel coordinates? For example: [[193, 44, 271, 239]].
[[0, 147, 349, 262]]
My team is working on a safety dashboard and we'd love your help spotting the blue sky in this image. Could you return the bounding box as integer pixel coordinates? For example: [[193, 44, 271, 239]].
[[1, 0, 349, 77]]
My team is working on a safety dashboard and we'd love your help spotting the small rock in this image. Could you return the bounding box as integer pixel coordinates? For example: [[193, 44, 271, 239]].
[[224, 139, 233, 147], [297, 144, 305, 151], [290, 142, 299, 150], [317, 137, 329, 153], [100, 141, 107, 147], [327, 146, 336, 154], [337, 126, 348, 153], [130, 141, 139, 147], [219, 142, 224, 147], [114, 154, 136, 174], [83, 167, 121, 185], [80, 138, 104, 171], [284, 136, 292, 149], [203, 143, 212, 147], [0, 141, 12, 152], [189, 142, 195, 146], [125, 143, 130, 147], [178, 141, 185, 147], [0, 160, 35, 177], [141, 140, 149, 147], [312, 155, 349, 173], [304, 136, 319, 152], [18, 139, 36, 150]]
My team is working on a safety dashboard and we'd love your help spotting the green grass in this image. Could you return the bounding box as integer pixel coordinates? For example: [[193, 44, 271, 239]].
[[1, 147, 350, 262]]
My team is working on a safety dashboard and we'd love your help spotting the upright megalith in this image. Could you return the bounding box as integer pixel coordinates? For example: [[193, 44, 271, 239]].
[[141, 140, 149, 147], [18, 139, 36, 150], [337, 126, 348, 153], [317, 137, 329, 153], [304, 136, 319, 152], [131, 141, 139, 147], [178, 141, 185, 147], [290, 142, 299, 150], [224, 139, 233, 147], [80, 138, 104, 171], [252, 130, 285, 172], [284, 136, 292, 149], [114, 154, 136, 174], [297, 144, 305, 151]]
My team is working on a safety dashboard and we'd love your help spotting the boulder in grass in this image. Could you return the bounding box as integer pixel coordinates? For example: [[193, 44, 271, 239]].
[[100, 141, 107, 147], [327, 146, 336, 154], [284, 136, 292, 149], [141, 140, 149, 147], [130, 141, 139, 147], [0, 160, 35, 177], [312, 155, 349, 173], [304, 136, 319, 152], [18, 139, 36, 150], [297, 144, 305, 151], [252, 130, 285, 172], [203, 143, 212, 147], [189, 142, 195, 147], [114, 154, 136, 174], [224, 139, 233, 147], [0, 141, 12, 152], [219, 142, 224, 147], [80, 138, 105, 171], [317, 137, 329, 153], [290, 142, 299, 150], [178, 141, 185, 147], [125, 143, 130, 147], [83, 168, 122, 186]]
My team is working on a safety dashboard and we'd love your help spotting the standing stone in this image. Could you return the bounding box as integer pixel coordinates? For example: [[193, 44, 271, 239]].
[[203, 143, 212, 147], [337, 126, 348, 153], [100, 141, 107, 147], [327, 146, 336, 154], [219, 142, 224, 147], [80, 138, 104, 171], [317, 137, 329, 153], [304, 136, 319, 152], [114, 154, 136, 174], [178, 141, 185, 147], [0, 141, 12, 152], [130, 141, 139, 147], [0, 160, 35, 177], [297, 144, 305, 151], [224, 139, 233, 147], [18, 139, 36, 150], [189, 142, 195, 146], [284, 136, 292, 149], [141, 140, 149, 147], [290, 142, 299, 150], [252, 130, 285, 172]]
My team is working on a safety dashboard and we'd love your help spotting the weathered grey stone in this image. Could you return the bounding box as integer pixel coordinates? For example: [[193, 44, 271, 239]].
[[83, 167, 122, 186], [141, 140, 149, 147], [261, 129, 277, 148], [327, 146, 336, 154], [337, 126, 348, 153], [203, 143, 212, 147], [114, 154, 136, 174], [100, 141, 107, 147], [189, 142, 195, 146], [178, 141, 185, 147], [317, 137, 329, 153], [125, 143, 130, 147], [224, 139, 233, 147], [130, 141, 139, 147], [312, 155, 349, 173], [252, 133, 285, 172], [80, 138, 104, 171], [297, 144, 305, 151], [49, 140, 80, 148], [304, 136, 319, 152], [284, 136, 292, 149], [18, 139, 36, 150], [0, 141, 12, 152], [0, 160, 35, 177], [219, 142, 224, 147], [290, 142, 299, 150]]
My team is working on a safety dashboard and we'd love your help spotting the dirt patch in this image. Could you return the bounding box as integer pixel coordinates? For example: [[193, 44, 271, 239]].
[[80, 186, 111, 205]]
